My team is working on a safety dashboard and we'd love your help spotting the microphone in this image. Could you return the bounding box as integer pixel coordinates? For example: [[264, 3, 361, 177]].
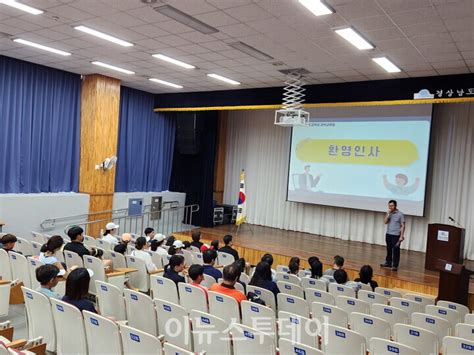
[[449, 216, 463, 228], [448, 216, 455, 222]]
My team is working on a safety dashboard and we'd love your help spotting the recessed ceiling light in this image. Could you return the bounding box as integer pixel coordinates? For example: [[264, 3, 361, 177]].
[[334, 27, 374, 50], [372, 57, 401, 73], [0, 0, 43, 15], [91, 61, 134, 74], [154, 5, 218, 34], [13, 38, 71, 56], [207, 73, 240, 86], [152, 54, 195, 69], [299, 0, 334, 16], [228, 42, 274, 61], [74, 26, 134, 47], [149, 78, 183, 89]]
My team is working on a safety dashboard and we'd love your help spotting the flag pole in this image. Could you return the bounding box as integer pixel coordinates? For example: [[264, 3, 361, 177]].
[[235, 169, 253, 235]]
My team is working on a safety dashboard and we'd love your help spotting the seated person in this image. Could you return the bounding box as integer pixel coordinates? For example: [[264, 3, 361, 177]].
[[249, 261, 280, 301], [209, 263, 247, 304], [64, 226, 111, 268], [288, 260, 299, 275], [183, 241, 191, 250], [324, 255, 344, 277], [144, 227, 155, 242], [62, 268, 97, 313], [333, 269, 361, 292], [35, 264, 62, 299], [149, 234, 167, 256], [130, 237, 157, 273], [102, 222, 120, 244], [0, 234, 19, 254], [188, 264, 208, 301], [261, 253, 276, 281], [307, 256, 324, 279], [233, 258, 249, 293], [168, 240, 184, 255], [354, 265, 378, 291], [218, 234, 239, 261], [118, 233, 132, 245], [163, 255, 186, 286], [202, 249, 222, 281], [190, 230, 203, 249], [113, 243, 127, 255], [165, 235, 176, 247], [39, 235, 67, 275]]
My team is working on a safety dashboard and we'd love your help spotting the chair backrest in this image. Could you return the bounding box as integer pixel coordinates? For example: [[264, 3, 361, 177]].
[[241, 301, 277, 343], [375, 286, 402, 299], [246, 285, 277, 311], [178, 282, 207, 313], [150, 275, 179, 304], [277, 293, 310, 318], [201, 273, 217, 288], [125, 255, 149, 292], [83, 235, 96, 248], [208, 291, 241, 323], [328, 283, 356, 298], [15, 237, 34, 256], [0, 282, 10, 317], [82, 255, 106, 295], [456, 323, 474, 341], [95, 280, 126, 321], [239, 272, 250, 285], [349, 312, 391, 348], [322, 324, 366, 355], [161, 254, 172, 267], [393, 323, 439, 355], [163, 342, 194, 355], [63, 250, 83, 269], [124, 289, 158, 336], [404, 293, 436, 307], [145, 250, 164, 269], [336, 295, 370, 316], [119, 324, 163, 355], [30, 241, 42, 256], [27, 257, 44, 290], [369, 337, 420, 355], [426, 304, 462, 328], [217, 251, 234, 266], [192, 252, 204, 265], [390, 297, 424, 316], [411, 312, 452, 344], [443, 336, 474, 354], [104, 250, 127, 269], [154, 299, 192, 351], [278, 310, 318, 349], [359, 283, 372, 291], [217, 278, 245, 294], [305, 288, 335, 306], [96, 238, 115, 251], [50, 298, 88, 355], [465, 313, 474, 325], [276, 265, 289, 273], [190, 310, 232, 355], [277, 281, 304, 298], [21, 287, 56, 352], [9, 251, 31, 288], [181, 249, 194, 267], [371, 303, 409, 334], [276, 272, 301, 285], [311, 301, 348, 328], [301, 277, 327, 292], [232, 323, 276, 355], [278, 338, 323, 355], [31, 231, 47, 244], [357, 290, 388, 306], [83, 310, 122, 355], [437, 300, 470, 319]]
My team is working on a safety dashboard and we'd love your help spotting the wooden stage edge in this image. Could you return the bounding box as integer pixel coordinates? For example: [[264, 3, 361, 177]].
[[175, 224, 474, 308]]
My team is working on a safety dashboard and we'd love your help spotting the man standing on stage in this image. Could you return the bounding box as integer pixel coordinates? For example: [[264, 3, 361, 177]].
[[380, 200, 405, 271]]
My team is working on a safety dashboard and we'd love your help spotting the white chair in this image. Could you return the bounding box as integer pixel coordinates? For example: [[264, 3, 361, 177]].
[[311, 302, 348, 328], [120, 324, 163, 355], [375, 286, 402, 299], [456, 323, 474, 341], [50, 298, 88, 355], [298, 269, 311, 278], [357, 289, 388, 306], [465, 313, 474, 325], [404, 293, 436, 307], [161, 254, 172, 267], [322, 324, 366, 355], [372, 303, 409, 334], [369, 337, 420, 355], [95, 280, 126, 321], [349, 312, 390, 348], [390, 297, 424, 316], [393, 323, 439, 355], [328, 283, 356, 298], [437, 300, 470, 319], [83, 310, 122, 354], [124, 289, 158, 336], [150, 274, 179, 304], [411, 312, 452, 344], [26, 257, 44, 290], [104, 250, 127, 268], [190, 246, 200, 253], [276, 272, 301, 285], [277, 293, 310, 318], [192, 252, 204, 265], [239, 272, 250, 285], [83, 235, 96, 248], [278, 338, 323, 355], [426, 304, 462, 328], [301, 277, 327, 291], [30, 241, 42, 256], [217, 278, 245, 294], [63, 250, 83, 269], [232, 323, 276, 355], [181, 249, 194, 267], [305, 289, 335, 306], [83, 254, 125, 294], [163, 342, 194, 355], [443, 336, 474, 354], [359, 283, 372, 291], [246, 285, 276, 311], [178, 282, 208, 313], [154, 299, 192, 350], [0, 282, 10, 317], [242, 301, 277, 344], [217, 251, 234, 266], [125, 255, 150, 292], [96, 238, 115, 251], [278, 310, 318, 349], [21, 287, 56, 352], [31, 231, 47, 244], [208, 291, 240, 323], [276, 265, 289, 273], [201, 273, 217, 288], [9, 251, 31, 288], [277, 281, 304, 298], [15, 237, 34, 256], [190, 310, 232, 355]]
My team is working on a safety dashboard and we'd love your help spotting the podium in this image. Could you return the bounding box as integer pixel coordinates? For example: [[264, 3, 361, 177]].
[[425, 223, 464, 271], [435, 259, 472, 306]]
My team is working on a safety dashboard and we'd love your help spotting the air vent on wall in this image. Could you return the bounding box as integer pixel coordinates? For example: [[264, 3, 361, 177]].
[[154, 5, 218, 34], [278, 68, 311, 75]]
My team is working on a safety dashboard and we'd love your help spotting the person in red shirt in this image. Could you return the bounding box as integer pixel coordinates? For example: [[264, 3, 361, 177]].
[[188, 264, 208, 302], [209, 263, 246, 304]]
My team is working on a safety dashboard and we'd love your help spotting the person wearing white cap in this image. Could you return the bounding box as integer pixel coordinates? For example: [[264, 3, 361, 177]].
[[131, 237, 157, 273], [168, 240, 184, 255], [150, 234, 167, 256], [102, 222, 120, 244]]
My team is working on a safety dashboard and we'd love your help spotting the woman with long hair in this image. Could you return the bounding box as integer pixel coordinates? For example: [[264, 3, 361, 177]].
[[354, 265, 378, 291], [39, 235, 67, 275], [249, 261, 280, 299], [62, 268, 96, 313]]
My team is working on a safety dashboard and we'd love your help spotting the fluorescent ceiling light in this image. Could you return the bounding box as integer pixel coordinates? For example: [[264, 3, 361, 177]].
[[149, 78, 183, 89], [228, 42, 274, 61], [154, 5, 218, 34], [91, 61, 134, 74], [74, 26, 133, 47], [207, 73, 240, 85], [334, 27, 374, 50], [0, 0, 43, 15], [299, 0, 334, 16], [152, 54, 195, 69], [372, 57, 401, 73], [13, 38, 71, 56]]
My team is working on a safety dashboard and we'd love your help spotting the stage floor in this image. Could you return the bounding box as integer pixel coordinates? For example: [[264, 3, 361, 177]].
[[176, 224, 474, 297]]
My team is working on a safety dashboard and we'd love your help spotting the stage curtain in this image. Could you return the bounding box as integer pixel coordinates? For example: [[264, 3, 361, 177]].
[[223, 104, 474, 260], [0, 56, 81, 193], [115, 86, 176, 192]]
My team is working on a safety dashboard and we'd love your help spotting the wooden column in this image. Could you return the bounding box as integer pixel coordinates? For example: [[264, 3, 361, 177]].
[[79, 75, 121, 237], [213, 111, 228, 204]]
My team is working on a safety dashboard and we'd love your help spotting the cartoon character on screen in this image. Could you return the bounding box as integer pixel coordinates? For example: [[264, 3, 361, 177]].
[[383, 173, 420, 196], [294, 165, 322, 191]]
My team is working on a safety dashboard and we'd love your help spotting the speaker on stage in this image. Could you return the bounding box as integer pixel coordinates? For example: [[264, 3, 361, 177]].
[[176, 112, 201, 155]]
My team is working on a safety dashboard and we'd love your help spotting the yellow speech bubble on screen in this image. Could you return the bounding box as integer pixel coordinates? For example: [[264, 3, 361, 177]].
[[295, 139, 419, 166]]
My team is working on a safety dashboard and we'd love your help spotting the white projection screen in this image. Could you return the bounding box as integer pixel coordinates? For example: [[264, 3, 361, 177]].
[[287, 104, 433, 216]]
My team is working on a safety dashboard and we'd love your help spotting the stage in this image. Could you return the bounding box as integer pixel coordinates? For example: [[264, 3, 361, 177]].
[[176, 224, 474, 303]]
